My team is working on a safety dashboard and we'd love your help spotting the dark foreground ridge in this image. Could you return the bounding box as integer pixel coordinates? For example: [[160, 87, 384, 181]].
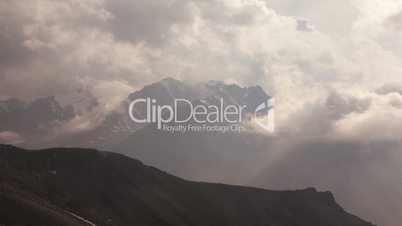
[[0, 144, 374, 226]]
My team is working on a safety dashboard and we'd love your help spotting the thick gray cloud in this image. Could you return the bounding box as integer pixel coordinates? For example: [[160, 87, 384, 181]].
[[386, 10, 402, 30], [262, 0, 359, 35], [296, 18, 313, 32], [1, 0, 401, 102], [104, 0, 194, 45]]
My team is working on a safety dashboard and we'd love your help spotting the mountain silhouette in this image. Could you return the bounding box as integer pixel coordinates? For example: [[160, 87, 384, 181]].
[[0, 144, 374, 226]]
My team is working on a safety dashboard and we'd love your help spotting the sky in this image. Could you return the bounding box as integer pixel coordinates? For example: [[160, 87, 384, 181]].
[[1, 0, 402, 225], [1, 0, 402, 133]]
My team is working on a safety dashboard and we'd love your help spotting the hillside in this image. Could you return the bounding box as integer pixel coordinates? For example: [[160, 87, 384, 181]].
[[0, 144, 374, 226]]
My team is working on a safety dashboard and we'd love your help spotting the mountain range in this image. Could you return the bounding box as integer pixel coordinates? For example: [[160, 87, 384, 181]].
[[0, 96, 75, 146], [0, 78, 269, 150]]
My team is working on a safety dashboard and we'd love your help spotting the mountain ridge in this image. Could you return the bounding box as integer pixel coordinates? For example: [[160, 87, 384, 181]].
[[0, 144, 375, 226], [1, 78, 272, 150]]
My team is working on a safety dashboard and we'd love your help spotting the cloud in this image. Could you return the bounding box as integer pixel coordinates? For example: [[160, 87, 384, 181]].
[[0, 131, 24, 144], [332, 92, 402, 141], [386, 10, 402, 31], [263, 0, 359, 35], [296, 18, 313, 32], [104, 0, 194, 45], [0, 0, 149, 100], [2, 0, 401, 106], [54, 77, 135, 134], [0, 0, 350, 102]]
